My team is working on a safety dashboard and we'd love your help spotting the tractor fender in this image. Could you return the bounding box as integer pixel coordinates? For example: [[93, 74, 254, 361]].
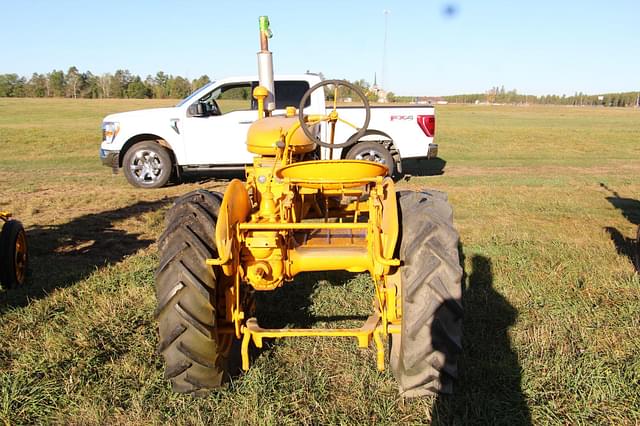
[[216, 179, 252, 277]]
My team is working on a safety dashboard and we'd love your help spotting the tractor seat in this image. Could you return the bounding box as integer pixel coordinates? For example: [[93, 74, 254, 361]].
[[276, 160, 388, 189]]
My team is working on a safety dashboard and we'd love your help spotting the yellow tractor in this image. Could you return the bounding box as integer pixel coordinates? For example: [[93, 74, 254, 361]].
[[155, 17, 462, 397], [0, 211, 28, 288]]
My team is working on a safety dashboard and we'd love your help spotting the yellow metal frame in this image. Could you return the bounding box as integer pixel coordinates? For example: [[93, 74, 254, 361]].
[[205, 87, 404, 372], [241, 314, 393, 371]]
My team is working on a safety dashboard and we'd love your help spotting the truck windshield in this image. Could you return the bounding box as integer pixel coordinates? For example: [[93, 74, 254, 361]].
[[175, 81, 217, 107]]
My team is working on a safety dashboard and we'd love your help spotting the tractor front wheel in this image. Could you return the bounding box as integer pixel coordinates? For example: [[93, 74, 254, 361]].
[[0, 219, 28, 288], [390, 190, 463, 397], [155, 189, 231, 395]]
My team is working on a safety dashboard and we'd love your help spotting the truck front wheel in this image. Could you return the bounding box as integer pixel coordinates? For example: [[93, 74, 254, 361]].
[[123, 141, 173, 188], [345, 141, 396, 177]]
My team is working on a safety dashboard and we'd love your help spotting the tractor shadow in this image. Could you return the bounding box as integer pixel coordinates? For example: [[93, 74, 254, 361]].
[[431, 252, 531, 425], [400, 157, 446, 180], [599, 183, 640, 270], [0, 199, 173, 313], [255, 270, 366, 329], [226, 270, 365, 381], [178, 169, 246, 186], [247, 270, 367, 365]]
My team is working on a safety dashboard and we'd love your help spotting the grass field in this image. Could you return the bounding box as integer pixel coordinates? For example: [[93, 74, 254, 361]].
[[0, 98, 639, 424]]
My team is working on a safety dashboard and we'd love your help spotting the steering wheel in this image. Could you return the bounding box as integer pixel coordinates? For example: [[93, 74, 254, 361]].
[[298, 79, 371, 149]]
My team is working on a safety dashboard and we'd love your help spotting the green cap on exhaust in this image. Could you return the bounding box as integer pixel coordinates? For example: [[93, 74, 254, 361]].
[[259, 16, 272, 38]]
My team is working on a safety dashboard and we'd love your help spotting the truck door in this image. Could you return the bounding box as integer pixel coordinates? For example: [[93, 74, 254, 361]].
[[182, 82, 257, 165]]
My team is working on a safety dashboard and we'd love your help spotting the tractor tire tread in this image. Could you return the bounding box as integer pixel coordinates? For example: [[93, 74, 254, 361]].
[[155, 189, 228, 395], [391, 190, 463, 397]]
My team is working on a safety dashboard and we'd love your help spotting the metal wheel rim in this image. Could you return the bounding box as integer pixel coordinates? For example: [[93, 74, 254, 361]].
[[14, 229, 27, 285], [129, 149, 165, 184], [355, 149, 387, 165]]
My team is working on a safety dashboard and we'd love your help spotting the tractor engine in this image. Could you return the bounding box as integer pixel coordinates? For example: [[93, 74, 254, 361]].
[[242, 109, 317, 290]]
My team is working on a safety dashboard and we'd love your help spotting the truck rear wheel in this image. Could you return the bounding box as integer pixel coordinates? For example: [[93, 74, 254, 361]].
[[0, 219, 28, 288], [123, 141, 173, 188], [345, 141, 396, 177], [390, 190, 463, 397], [155, 190, 231, 395]]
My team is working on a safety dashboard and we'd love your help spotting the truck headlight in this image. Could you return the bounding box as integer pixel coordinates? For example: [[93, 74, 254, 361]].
[[102, 121, 120, 144]]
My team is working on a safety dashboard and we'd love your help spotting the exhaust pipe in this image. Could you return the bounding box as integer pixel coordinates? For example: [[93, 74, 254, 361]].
[[257, 16, 275, 113]]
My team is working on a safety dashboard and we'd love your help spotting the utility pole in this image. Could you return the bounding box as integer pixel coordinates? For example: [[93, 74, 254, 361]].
[[382, 10, 390, 91]]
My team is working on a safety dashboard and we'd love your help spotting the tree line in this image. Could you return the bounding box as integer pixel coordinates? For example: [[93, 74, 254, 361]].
[[0, 68, 390, 102], [438, 86, 640, 107], [0, 68, 637, 107], [0, 67, 211, 99]]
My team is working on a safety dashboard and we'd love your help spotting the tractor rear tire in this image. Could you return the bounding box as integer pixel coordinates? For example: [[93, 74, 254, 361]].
[[390, 190, 463, 397], [155, 189, 230, 395], [0, 219, 28, 288]]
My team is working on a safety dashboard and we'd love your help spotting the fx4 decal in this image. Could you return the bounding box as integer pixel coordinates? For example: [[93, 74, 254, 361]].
[[390, 115, 414, 121]]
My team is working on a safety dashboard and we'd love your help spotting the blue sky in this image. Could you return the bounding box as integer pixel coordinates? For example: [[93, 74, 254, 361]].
[[1, 0, 638, 96]]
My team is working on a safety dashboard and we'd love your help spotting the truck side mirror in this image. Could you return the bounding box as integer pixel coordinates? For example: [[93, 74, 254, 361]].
[[187, 103, 206, 117]]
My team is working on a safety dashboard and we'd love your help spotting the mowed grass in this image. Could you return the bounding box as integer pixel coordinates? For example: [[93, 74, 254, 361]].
[[0, 98, 639, 424]]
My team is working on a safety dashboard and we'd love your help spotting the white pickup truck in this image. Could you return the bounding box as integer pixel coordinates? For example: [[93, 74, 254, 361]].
[[100, 74, 437, 188]]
